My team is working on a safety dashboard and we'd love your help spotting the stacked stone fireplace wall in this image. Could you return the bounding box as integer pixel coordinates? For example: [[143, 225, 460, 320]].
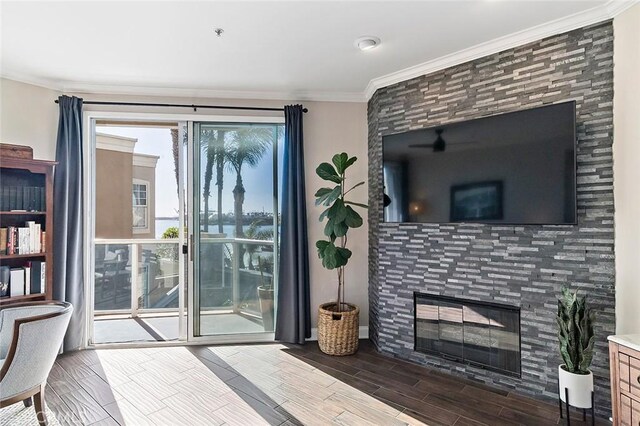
[[367, 22, 615, 416]]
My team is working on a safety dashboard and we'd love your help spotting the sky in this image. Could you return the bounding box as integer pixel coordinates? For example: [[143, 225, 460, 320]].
[[97, 125, 281, 218]]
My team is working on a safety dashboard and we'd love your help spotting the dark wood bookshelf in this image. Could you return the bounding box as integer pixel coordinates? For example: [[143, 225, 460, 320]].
[[0, 211, 47, 216], [0, 293, 46, 304], [0, 252, 47, 260], [0, 154, 56, 305]]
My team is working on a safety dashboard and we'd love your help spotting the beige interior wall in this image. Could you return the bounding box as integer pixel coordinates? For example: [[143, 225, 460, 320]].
[[304, 102, 369, 327], [613, 4, 640, 334], [95, 148, 133, 239], [0, 79, 369, 327], [0, 78, 60, 160]]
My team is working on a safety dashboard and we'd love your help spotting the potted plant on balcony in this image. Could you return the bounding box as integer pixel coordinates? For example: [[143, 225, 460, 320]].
[[256, 257, 274, 331], [314, 152, 367, 356], [557, 286, 596, 413]]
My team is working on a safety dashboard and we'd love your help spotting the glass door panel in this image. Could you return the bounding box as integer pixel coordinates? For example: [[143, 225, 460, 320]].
[[91, 121, 187, 345], [193, 122, 282, 337]]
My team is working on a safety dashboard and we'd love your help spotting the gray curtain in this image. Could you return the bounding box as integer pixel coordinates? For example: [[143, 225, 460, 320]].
[[275, 105, 311, 344], [53, 95, 85, 352]]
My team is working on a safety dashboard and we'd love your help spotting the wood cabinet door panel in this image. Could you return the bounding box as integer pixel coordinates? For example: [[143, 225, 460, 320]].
[[622, 395, 633, 426], [632, 399, 640, 426], [630, 357, 640, 399], [621, 354, 631, 393]]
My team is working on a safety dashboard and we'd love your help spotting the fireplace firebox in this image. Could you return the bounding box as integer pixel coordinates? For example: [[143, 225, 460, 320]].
[[414, 292, 521, 377]]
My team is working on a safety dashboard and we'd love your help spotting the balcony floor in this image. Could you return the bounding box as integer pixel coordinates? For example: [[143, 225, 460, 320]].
[[93, 313, 266, 344]]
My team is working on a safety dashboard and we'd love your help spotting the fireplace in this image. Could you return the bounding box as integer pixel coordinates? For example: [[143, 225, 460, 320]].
[[414, 293, 521, 377]]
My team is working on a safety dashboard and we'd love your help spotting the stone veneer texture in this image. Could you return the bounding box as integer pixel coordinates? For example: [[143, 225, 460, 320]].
[[368, 22, 615, 416]]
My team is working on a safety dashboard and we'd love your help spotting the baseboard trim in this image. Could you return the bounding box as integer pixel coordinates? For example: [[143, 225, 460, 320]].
[[307, 326, 369, 342]]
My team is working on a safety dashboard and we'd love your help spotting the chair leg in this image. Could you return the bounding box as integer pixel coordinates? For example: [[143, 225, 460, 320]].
[[23, 397, 33, 407], [33, 386, 47, 426]]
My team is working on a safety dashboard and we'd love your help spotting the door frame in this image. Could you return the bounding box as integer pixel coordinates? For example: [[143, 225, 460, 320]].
[[82, 111, 284, 348], [188, 118, 285, 344]]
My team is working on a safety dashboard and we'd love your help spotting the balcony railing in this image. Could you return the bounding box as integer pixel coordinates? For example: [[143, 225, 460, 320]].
[[93, 238, 275, 331]]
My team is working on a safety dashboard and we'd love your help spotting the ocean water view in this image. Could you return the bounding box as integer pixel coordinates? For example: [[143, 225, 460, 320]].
[[155, 218, 273, 239]]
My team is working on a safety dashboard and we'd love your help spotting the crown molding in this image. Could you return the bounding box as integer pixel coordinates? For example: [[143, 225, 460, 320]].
[[0, 70, 365, 103], [62, 82, 367, 103], [2, 0, 636, 104], [364, 0, 638, 99], [0, 71, 64, 93]]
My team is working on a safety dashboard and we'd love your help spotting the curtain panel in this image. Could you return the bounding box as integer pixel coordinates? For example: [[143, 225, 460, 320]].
[[275, 105, 311, 344], [53, 95, 85, 351]]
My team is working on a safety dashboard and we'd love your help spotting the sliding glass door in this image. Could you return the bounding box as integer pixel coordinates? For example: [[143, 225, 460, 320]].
[[192, 122, 283, 338], [90, 120, 188, 344]]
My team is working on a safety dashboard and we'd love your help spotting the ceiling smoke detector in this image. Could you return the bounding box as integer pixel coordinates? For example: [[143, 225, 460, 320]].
[[355, 36, 380, 51], [213, 28, 224, 37]]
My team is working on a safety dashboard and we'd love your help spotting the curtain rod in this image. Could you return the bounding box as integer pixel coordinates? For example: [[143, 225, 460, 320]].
[[53, 99, 308, 113]]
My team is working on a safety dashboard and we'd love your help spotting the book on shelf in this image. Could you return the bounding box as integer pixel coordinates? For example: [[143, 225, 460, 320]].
[[3, 263, 45, 298], [0, 228, 6, 255], [9, 268, 24, 297], [1, 223, 45, 255], [0, 186, 45, 212], [0, 266, 8, 297], [24, 266, 31, 295], [6, 226, 16, 255], [30, 261, 45, 294]]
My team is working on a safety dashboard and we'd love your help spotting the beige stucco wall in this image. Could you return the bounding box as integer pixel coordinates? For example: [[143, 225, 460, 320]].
[[0, 78, 369, 328], [132, 160, 157, 239], [95, 148, 133, 239], [613, 4, 640, 334], [0, 78, 60, 160]]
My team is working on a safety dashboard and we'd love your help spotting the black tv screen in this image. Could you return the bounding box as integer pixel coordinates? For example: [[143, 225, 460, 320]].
[[382, 101, 576, 225]]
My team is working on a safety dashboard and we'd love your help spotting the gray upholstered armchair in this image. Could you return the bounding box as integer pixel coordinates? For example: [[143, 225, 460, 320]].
[[0, 301, 73, 425]]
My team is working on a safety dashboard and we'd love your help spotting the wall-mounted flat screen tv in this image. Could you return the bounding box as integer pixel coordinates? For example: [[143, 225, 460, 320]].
[[382, 101, 576, 225]]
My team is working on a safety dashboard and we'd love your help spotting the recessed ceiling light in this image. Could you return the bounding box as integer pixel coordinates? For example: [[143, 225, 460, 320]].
[[355, 36, 380, 51]]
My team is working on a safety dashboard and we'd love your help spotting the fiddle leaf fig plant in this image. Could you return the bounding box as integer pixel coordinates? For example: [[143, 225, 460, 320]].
[[557, 286, 596, 374], [314, 153, 367, 312]]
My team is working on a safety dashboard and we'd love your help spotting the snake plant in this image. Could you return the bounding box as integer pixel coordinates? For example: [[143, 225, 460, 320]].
[[557, 286, 596, 374]]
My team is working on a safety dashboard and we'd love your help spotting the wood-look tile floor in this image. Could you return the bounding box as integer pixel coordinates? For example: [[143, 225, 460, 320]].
[[36, 340, 606, 426]]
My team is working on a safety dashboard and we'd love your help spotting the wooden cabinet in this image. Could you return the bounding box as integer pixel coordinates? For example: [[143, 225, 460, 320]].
[[610, 338, 640, 426], [0, 156, 56, 305]]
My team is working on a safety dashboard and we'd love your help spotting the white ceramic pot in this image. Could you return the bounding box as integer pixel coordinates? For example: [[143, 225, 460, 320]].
[[558, 365, 594, 408]]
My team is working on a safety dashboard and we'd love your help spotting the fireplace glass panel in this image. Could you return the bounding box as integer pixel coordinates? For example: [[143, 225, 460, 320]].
[[490, 309, 521, 374], [438, 302, 463, 359], [463, 305, 491, 367], [416, 300, 439, 353], [414, 293, 521, 377]]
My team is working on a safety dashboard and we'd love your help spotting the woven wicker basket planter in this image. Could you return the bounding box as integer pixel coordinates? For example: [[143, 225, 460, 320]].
[[317, 302, 360, 356]]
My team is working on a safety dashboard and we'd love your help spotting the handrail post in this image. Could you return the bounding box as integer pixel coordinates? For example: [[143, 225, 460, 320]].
[[232, 241, 240, 314], [131, 243, 139, 317]]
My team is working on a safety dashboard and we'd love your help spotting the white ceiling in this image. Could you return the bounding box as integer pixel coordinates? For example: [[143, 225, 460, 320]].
[[0, 1, 630, 102]]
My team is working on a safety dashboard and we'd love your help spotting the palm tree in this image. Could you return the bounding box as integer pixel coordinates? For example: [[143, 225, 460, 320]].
[[170, 129, 180, 198], [201, 128, 216, 232], [214, 131, 226, 233], [200, 129, 228, 233], [226, 127, 274, 238]]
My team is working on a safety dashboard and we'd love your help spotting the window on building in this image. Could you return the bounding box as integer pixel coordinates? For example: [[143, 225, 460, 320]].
[[133, 180, 149, 232]]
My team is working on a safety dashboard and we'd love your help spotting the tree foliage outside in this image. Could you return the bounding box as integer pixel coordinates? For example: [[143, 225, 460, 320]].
[[200, 127, 274, 239], [225, 127, 274, 238], [157, 226, 179, 260]]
